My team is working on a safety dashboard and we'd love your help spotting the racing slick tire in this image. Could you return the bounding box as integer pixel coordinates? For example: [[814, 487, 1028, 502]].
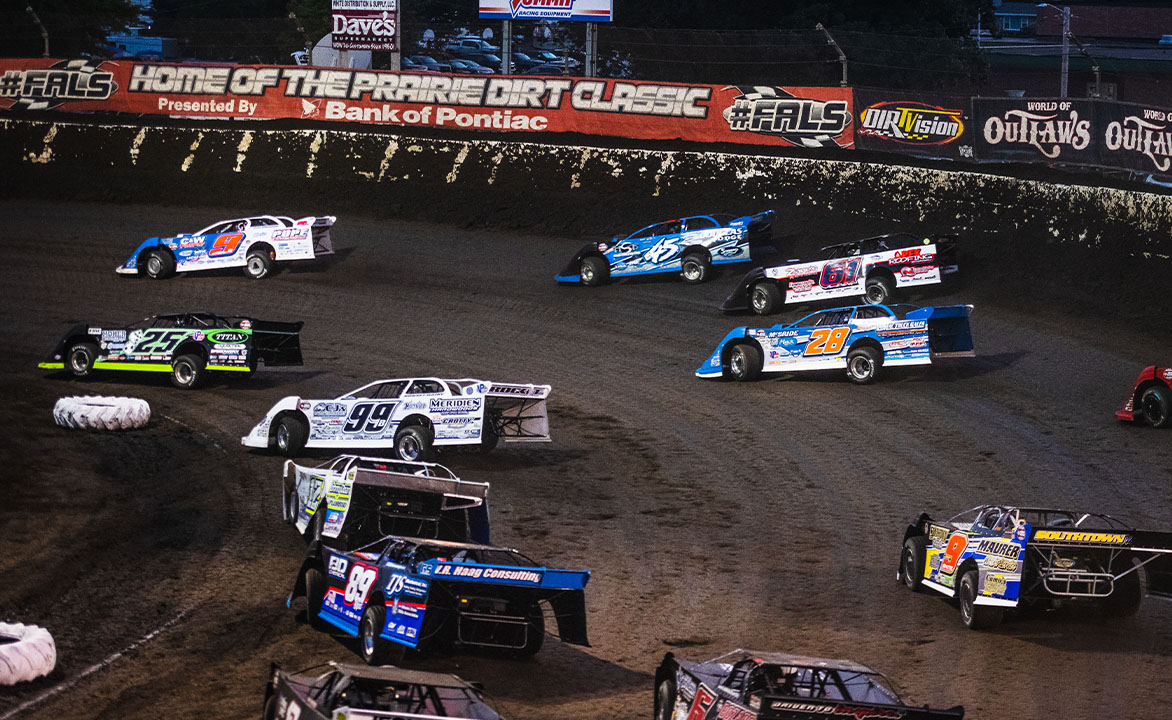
[[1139, 386, 1171, 428], [863, 275, 894, 305], [1102, 560, 1144, 618], [728, 343, 762, 382], [655, 677, 678, 720], [579, 256, 608, 287], [65, 341, 99, 378], [360, 605, 406, 666], [958, 569, 1003, 630], [53, 396, 150, 431], [262, 695, 278, 720], [508, 603, 546, 659], [142, 249, 175, 279], [680, 252, 711, 284], [750, 282, 781, 315], [304, 567, 328, 631], [244, 248, 275, 279], [170, 354, 205, 390], [0, 623, 56, 685], [273, 414, 309, 456], [394, 425, 435, 462], [900, 536, 928, 591], [479, 421, 500, 454], [846, 346, 881, 384], [284, 484, 299, 525]]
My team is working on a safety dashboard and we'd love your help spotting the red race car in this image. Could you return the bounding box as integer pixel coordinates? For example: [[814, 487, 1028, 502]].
[[1116, 366, 1172, 428]]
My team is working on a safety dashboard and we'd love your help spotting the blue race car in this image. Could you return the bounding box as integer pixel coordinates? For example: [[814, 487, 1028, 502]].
[[696, 303, 974, 384], [116, 215, 335, 280], [290, 534, 590, 664], [555, 211, 774, 286]]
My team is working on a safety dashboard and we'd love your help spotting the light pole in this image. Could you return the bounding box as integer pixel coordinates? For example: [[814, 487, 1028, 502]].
[[1038, 3, 1071, 97]]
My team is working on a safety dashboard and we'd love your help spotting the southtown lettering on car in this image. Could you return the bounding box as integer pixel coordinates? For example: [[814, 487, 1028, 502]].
[[290, 534, 590, 664], [697, 303, 975, 384], [654, 649, 963, 720], [116, 214, 335, 280], [243, 377, 552, 460], [899, 504, 1172, 629]]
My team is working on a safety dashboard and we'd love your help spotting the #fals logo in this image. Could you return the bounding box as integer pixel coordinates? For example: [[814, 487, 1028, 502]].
[[722, 85, 851, 148], [859, 101, 964, 145], [982, 102, 1091, 159], [0, 59, 116, 111]]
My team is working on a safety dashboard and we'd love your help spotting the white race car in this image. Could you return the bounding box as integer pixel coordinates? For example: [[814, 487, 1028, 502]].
[[282, 455, 491, 545], [116, 215, 336, 280], [243, 378, 551, 460]]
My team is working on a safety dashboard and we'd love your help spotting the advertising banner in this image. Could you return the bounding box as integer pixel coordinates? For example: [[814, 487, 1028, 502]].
[[853, 89, 972, 161], [1099, 101, 1172, 177], [331, 0, 398, 51], [0, 58, 853, 149], [973, 97, 1098, 166], [479, 0, 613, 22]]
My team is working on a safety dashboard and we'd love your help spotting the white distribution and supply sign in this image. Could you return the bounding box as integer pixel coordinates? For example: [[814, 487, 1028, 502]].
[[332, 0, 398, 51], [479, 0, 613, 22]]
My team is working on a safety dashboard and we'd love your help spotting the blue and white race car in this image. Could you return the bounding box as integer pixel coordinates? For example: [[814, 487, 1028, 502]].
[[555, 211, 774, 286], [696, 304, 974, 384], [116, 215, 335, 280]]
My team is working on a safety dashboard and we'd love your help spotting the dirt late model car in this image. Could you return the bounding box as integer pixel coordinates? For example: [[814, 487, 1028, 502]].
[[721, 233, 958, 314], [696, 304, 974, 384], [116, 214, 335, 280], [654, 649, 963, 720], [898, 504, 1172, 629], [555, 210, 774, 286], [1116, 365, 1172, 428], [283, 455, 491, 546], [243, 378, 551, 460], [39, 312, 303, 389], [290, 534, 590, 664], [263, 662, 501, 720]]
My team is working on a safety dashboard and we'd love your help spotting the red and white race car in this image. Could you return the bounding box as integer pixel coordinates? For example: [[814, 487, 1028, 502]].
[[1116, 365, 1172, 428]]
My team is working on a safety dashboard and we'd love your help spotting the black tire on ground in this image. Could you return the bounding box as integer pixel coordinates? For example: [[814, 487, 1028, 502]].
[[864, 275, 894, 305], [479, 419, 499, 454], [142, 249, 175, 279], [304, 567, 327, 631], [655, 677, 678, 720], [244, 248, 275, 279], [728, 343, 762, 382], [263, 695, 278, 720], [680, 252, 711, 284], [846, 346, 881, 384], [579, 256, 608, 287], [958, 569, 1003, 630], [311, 503, 326, 543], [360, 604, 406, 665], [1102, 560, 1144, 618], [170, 354, 205, 389], [901, 536, 928, 591], [394, 425, 434, 461], [273, 414, 309, 456], [66, 341, 99, 377], [284, 484, 298, 525], [750, 282, 781, 315], [1139, 386, 1171, 428], [509, 603, 546, 659]]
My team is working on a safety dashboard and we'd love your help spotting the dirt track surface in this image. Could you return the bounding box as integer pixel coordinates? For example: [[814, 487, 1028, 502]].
[[1, 199, 1170, 720]]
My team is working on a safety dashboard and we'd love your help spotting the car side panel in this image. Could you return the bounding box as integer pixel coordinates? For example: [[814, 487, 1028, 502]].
[[922, 521, 1025, 602], [769, 243, 947, 304], [302, 392, 487, 448]]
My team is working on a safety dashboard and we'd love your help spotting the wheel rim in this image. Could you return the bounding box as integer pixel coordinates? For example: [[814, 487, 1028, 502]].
[[362, 617, 375, 657], [902, 547, 915, 586], [730, 350, 745, 377], [175, 362, 193, 385], [248, 256, 264, 276], [1142, 392, 1166, 425], [683, 261, 700, 281], [960, 577, 974, 623], [276, 424, 289, 451], [850, 355, 872, 379], [147, 255, 162, 276], [751, 287, 767, 312], [581, 263, 594, 282], [866, 285, 884, 304], [399, 434, 420, 460], [69, 349, 88, 372]]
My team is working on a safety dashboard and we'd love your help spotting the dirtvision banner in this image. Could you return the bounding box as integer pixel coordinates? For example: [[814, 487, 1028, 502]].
[[0, 58, 853, 148], [853, 90, 972, 160]]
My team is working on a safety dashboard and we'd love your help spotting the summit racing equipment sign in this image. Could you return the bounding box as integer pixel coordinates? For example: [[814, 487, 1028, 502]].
[[0, 58, 849, 148], [332, 0, 398, 51], [479, 0, 612, 22], [854, 90, 972, 160]]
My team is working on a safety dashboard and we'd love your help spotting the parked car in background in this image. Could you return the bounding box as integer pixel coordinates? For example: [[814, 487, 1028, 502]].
[[445, 38, 500, 55], [521, 62, 572, 76], [460, 53, 509, 73], [409, 55, 451, 73], [401, 56, 439, 74], [510, 52, 542, 71], [529, 50, 580, 68], [449, 58, 493, 74]]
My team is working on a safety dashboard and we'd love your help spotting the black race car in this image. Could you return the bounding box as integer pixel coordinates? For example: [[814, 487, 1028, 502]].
[[899, 505, 1172, 629], [38, 312, 302, 389], [262, 662, 501, 720], [655, 649, 963, 720]]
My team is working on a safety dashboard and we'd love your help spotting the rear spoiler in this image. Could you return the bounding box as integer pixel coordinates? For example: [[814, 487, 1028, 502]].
[[738, 210, 775, 256], [759, 698, 963, 719], [248, 319, 304, 366], [294, 215, 336, 256], [485, 383, 551, 443], [1029, 528, 1172, 599], [906, 305, 974, 359], [353, 464, 489, 510]]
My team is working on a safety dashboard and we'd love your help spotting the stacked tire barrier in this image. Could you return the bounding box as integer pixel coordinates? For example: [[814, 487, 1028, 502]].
[[53, 396, 151, 431], [1, 117, 1169, 297]]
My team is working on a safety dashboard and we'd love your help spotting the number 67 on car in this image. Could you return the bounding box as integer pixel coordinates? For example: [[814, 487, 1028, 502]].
[[695, 304, 975, 384]]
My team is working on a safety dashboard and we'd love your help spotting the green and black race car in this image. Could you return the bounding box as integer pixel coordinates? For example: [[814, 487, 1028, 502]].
[[39, 312, 303, 389]]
